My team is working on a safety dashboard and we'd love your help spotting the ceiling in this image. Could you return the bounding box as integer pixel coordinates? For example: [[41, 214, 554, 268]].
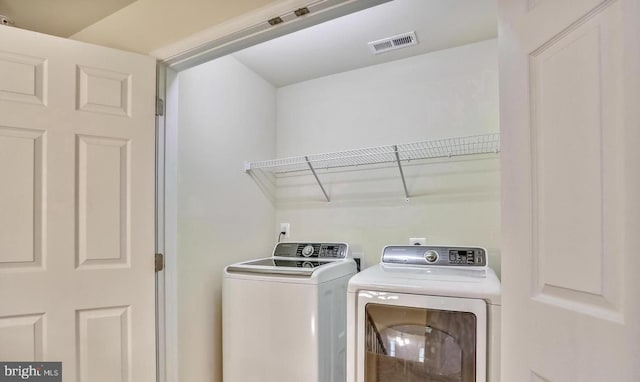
[[233, 0, 497, 87], [0, 0, 497, 81], [0, 0, 136, 37]]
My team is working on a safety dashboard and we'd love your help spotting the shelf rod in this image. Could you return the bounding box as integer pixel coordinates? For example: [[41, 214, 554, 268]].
[[393, 145, 410, 200], [305, 156, 331, 203]]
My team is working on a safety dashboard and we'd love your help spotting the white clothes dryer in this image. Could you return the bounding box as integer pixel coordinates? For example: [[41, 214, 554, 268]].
[[346, 245, 501, 382], [223, 242, 357, 382]]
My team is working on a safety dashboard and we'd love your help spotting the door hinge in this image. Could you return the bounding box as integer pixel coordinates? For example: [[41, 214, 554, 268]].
[[155, 253, 164, 272], [268, 16, 283, 26], [156, 97, 164, 116]]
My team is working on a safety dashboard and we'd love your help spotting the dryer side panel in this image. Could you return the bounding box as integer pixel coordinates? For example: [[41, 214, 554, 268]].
[[318, 273, 353, 382]]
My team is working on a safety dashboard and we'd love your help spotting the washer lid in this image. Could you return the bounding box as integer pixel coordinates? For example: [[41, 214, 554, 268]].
[[348, 263, 501, 305], [226, 257, 338, 277]]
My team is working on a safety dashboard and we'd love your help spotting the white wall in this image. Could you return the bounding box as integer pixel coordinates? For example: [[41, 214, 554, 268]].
[[176, 55, 276, 382], [275, 39, 501, 273]]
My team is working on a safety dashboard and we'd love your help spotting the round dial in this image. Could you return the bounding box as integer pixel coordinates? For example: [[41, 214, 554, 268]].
[[424, 250, 438, 263], [301, 245, 315, 257], [302, 261, 314, 268]]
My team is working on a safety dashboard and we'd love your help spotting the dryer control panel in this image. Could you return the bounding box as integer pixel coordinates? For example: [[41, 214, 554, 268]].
[[273, 242, 349, 259], [382, 245, 486, 267]]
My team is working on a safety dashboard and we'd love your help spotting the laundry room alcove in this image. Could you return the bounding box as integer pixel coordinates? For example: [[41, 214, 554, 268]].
[[162, 1, 501, 381]]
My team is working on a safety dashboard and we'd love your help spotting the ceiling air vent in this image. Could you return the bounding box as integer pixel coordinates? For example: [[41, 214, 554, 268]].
[[368, 31, 418, 54]]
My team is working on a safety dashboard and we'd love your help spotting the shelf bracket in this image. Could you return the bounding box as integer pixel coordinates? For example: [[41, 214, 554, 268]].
[[305, 156, 331, 203], [393, 145, 410, 200]]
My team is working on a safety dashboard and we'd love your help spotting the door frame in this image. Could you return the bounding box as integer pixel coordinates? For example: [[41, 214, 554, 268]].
[[155, 63, 179, 382], [153, 1, 391, 381]]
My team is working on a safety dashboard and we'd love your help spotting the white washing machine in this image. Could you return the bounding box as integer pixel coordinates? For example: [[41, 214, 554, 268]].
[[223, 242, 357, 382], [346, 245, 501, 382]]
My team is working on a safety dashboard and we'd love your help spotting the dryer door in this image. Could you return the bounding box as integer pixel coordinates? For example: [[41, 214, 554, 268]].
[[356, 292, 487, 382]]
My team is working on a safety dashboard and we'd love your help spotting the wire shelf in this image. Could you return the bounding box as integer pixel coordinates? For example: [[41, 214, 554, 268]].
[[246, 134, 500, 173], [244, 133, 500, 202]]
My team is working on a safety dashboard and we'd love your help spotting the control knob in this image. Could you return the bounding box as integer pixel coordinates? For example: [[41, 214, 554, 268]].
[[424, 250, 438, 263], [301, 245, 315, 257]]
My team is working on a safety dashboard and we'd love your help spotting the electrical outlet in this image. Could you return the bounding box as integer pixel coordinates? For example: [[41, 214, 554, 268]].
[[409, 237, 426, 246], [280, 223, 290, 239]]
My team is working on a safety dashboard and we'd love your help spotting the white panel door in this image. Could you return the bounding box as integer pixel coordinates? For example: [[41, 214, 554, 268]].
[[0, 25, 156, 382], [499, 0, 640, 381]]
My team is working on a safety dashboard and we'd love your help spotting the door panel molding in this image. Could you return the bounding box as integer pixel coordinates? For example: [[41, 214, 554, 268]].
[[529, 0, 623, 322], [0, 313, 45, 361], [0, 51, 47, 106], [76, 134, 131, 270], [0, 125, 46, 271], [76, 306, 131, 382], [76, 66, 132, 117], [531, 371, 551, 382]]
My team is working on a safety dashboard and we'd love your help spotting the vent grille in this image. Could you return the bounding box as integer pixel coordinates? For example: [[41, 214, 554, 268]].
[[368, 31, 418, 54], [373, 41, 393, 51]]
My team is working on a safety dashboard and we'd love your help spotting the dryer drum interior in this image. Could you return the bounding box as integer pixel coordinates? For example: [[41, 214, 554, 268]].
[[365, 304, 477, 382]]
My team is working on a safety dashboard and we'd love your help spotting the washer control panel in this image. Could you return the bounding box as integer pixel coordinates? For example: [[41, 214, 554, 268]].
[[273, 242, 349, 259], [382, 245, 487, 267]]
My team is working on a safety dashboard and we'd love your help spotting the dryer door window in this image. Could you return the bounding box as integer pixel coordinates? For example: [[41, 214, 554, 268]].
[[364, 303, 477, 382]]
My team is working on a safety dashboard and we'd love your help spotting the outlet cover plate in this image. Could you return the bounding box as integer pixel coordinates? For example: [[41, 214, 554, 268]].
[[280, 223, 290, 238], [409, 237, 426, 246]]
